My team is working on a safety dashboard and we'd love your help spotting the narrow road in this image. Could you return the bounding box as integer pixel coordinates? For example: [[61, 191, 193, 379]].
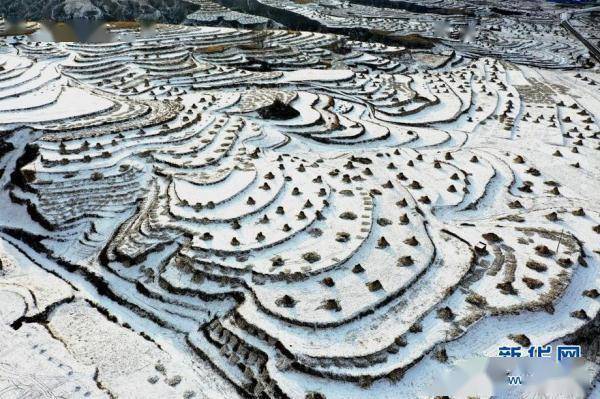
[[560, 10, 600, 62]]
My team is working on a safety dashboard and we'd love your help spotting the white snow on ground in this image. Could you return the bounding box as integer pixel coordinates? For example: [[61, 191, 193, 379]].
[[0, 86, 114, 124], [283, 69, 355, 83], [0, 20, 599, 399], [0, 323, 107, 398]]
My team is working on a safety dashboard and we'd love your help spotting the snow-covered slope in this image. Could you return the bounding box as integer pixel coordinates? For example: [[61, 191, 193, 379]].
[[0, 22, 599, 398]]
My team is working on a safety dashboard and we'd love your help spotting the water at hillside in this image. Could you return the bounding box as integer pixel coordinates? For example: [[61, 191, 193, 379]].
[[19, 20, 157, 43]]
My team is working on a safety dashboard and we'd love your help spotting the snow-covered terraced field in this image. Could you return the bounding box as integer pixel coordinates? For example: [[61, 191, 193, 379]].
[[1, 21, 600, 399]]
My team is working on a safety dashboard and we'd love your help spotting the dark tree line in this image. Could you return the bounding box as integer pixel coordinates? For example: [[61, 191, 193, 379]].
[[0, 0, 198, 23]]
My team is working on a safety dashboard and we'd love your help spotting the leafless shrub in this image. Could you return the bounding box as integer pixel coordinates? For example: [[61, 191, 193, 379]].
[[509, 334, 531, 347], [466, 293, 487, 308], [303, 252, 321, 263], [522, 277, 544, 289], [526, 260, 547, 272], [436, 307, 455, 321]]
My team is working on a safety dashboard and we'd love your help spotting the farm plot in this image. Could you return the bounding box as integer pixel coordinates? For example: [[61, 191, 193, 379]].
[[0, 21, 599, 399]]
